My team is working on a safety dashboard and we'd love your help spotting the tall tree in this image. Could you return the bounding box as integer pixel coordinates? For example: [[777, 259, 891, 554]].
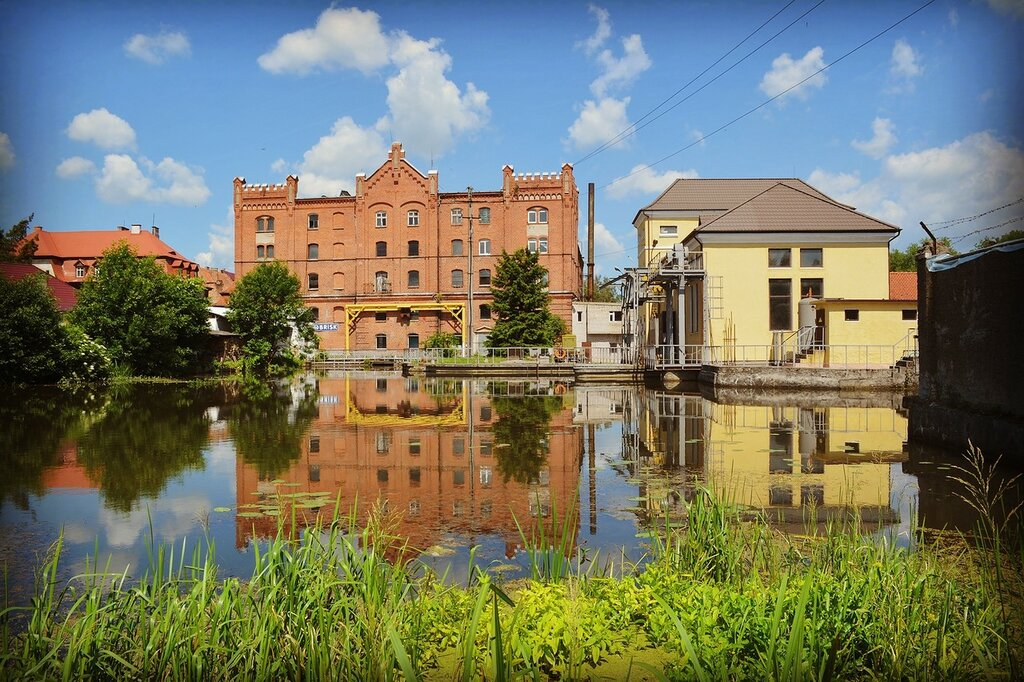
[[976, 229, 1024, 249], [228, 262, 317, 375], [70, 243, 210, 376], [889, 237, 957, 271], [488, 249, 566, 347], [0, 214, 38, 262], [0, 270, 66, 383]]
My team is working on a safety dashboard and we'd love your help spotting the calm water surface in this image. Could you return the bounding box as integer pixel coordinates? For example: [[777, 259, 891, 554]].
[[0, 373, 1007, 602]]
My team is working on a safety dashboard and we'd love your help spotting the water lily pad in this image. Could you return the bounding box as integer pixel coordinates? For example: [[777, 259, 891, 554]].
[[238, 512, 263, 519], [488, 564, 520, 573], [271, 479, 285, 485], [213, 507, 231, 513], [423, 545, 456, 557]]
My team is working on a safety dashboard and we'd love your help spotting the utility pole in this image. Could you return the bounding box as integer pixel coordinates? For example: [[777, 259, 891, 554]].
[[466, 186, 474, 356]]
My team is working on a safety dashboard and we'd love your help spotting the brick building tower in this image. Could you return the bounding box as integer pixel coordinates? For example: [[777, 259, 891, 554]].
[[234, 143, 583, 351]]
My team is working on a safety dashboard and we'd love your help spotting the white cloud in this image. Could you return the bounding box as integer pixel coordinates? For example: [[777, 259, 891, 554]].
[[378, 33, 489, 156], [690, 128, 707, 147], [594, 222, 624, 255], [567, 97, 632, 151], [890, 39, 922, 86], [124, 30, 191, 64], [95, 154, 210, 205], [980, 88, 995, 103], [578, 5, 611, 55], [591, 34, 652, 98], [257, 6, 391, 75], [270, 158, 288, 174], [987, 0, 1024, 18], [810, 131, 1024, 244], [66, 108, 137, 151], [196, 206, 234, 269], [295, 116, 388, 198], [0, 132, 13, 170], [607, 164, 699, 200], [851, 117, 898, 159], [948, 8, 960, 27], [758, 46, 828, 101], [56, 156, 96, 178]]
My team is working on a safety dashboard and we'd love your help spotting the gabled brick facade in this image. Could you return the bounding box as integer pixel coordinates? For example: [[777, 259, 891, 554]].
[[234, 143, 583, 351]]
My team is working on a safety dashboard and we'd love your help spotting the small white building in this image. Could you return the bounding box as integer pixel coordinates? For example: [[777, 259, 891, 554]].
[[572, 302, 624, 362]]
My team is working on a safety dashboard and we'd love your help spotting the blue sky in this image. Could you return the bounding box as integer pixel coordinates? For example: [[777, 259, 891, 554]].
[[1, 0, 1021, 274]]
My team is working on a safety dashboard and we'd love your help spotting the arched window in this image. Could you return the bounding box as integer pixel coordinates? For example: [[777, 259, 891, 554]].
[[375, 333, 387, 349], [375, 211, 388, 228], [375, 271, 389, 293], [376, 241, 387, 257], [451, 239, 463, 255], [479, 304, 491, 319], [333, 306, 345, 322], [308, 273, 319, 290], [308, 243, 319, 259], [407, 210, 419, 227], [451, 269, 464, 287], [333, 271, 345, 290], [479, 207, 491, 224], [527, 208, 548, 224], [478, 239, 491, 256], [408, 240, 419, 257], [479, 269, 491, 286], [408, 270, 420, 288], [308, 214, 319, 230], [256, 216, 275, 232], [257, 245, 265, 259]]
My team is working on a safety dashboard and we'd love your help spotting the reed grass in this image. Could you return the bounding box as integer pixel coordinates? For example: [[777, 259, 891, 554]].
[[2, 452, 1021, 681]]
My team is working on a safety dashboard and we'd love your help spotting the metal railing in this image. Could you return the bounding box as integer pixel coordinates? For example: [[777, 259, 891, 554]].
[[317, 346, 639, 366]]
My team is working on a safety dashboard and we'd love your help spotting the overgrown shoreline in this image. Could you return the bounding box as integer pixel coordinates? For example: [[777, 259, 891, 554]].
[[2, 489, 1020, 680]]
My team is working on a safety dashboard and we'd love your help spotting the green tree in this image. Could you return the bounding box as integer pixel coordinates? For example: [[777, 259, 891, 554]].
[[228, 262, 317, 375], [70, 243, 210, 376], [592, 275, 622, 303], [0, 270, 67, 383], [488, 249, 566, 348], [976, 229, 1024, 249], [226, 380, 319, 480], [889, 237, 957, 271], [0, 214, 38, 262], [491, 391, 564, 484]]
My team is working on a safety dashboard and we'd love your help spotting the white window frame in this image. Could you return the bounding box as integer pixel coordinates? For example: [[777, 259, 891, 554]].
[[527, 238, 537, 253], [407, 210, 419, 227], [451, 208, 463, 225], [375, 211, 387, 228], [478, 239, 491, 256], [75, 264, 86, 277], [528, 208, 548, 224], [539, 237, 548, 254], [659, 225, 678, 237]]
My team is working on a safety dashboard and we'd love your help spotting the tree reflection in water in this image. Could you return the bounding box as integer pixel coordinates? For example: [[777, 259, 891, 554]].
[[226, 379, 320, 480], [490, 386, 564, 484]]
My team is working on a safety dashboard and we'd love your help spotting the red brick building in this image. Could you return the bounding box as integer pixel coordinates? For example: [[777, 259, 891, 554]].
[[233, 143, 583, 351]]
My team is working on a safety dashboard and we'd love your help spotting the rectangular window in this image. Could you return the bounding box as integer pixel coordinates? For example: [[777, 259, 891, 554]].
[[308, 273, 319, 290], [451, 208, 463, 224], [528, 208, 549, 224], [478, 239, 491, 255], [408, 333, 419, 349], [409, 437, 421, 455], [769, 278, 792, 331], [375, 312, 387, 322], [480, 405, 492, 421], [376, 333, 388, 349], [308, 243, 319, 260], [451, 239, 463, 256], [256, 245, 265, 259], [407, 210, 419, 227], [408, 270, 420, 288], [799, 278, 823, 298], [800, 248, 823, 268], [375, 211, 387, 228], [479, 269, 491, 286], [408, 240, 419, 257], [609, 310, 623, 322], [451, 269, 464, 287], [453, 437, 465, 456], [576, 310, 583, 322], [75, 264, 86, 277], [376, 241, 387, 257], [659, 225, 678, 237], [539, 238, 548, 253], [308, 214, 319, 230], [845, 309, 860, 321], [768, 248, 791, 268], [527, 239, 537, 253], [309, 435, 320, 453], [902, 309, 917, 320], [479, 304, 491, 320], [479, 207, 491, 224], [256, 217, 275, 233]]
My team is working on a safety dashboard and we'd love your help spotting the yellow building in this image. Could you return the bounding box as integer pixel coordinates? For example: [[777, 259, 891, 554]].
[[632, 179, 902, 363]]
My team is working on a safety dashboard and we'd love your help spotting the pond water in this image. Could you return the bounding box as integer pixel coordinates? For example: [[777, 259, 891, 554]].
[[0, 373, 1011, 603]]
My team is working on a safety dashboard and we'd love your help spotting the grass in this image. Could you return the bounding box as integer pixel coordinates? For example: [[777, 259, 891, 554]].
[[2, 457, 1021, 680]]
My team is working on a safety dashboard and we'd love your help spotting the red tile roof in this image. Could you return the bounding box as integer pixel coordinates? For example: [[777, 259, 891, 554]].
[[0, 262, 78, 311], [889, 271, 917, 301], [29, 226, 192, 261]]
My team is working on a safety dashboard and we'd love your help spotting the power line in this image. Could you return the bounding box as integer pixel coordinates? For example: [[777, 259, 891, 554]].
[[932, 196, 1024, 230], [574, 0, 804, 165], [603, 0, 937, 191]]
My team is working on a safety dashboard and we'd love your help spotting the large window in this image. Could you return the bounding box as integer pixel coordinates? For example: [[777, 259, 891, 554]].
[[451, 208, 463, 224], [538, 237, 548, 253], [451, 239, 463, 256], [479, 207, 491, 224], [528, 239, 538, 253], [375, 271, 389, 292], [768, 248, 791, 268], [451, 269, 464, 287], [800, 248, 823, 268], [479, 304, 491, 319], [308, 273, 319, 290], [408, 240, 419, 257], [528, 237, 549, 253], [256, 216, 274, 233], [308, 243, 319, 260], [478, 239, 491, 255], [407, 210, 419, 227], [375, 211, 387, 228], [479, 268, 491, 286], [527, 208, 548, 224], [408, 270, 420, 288], [308, 214, 318, 230], [799, 278, 823, 298], [375, 334, 387, 349], [376, 241, 387, 257], [769, 278, 792, 331]]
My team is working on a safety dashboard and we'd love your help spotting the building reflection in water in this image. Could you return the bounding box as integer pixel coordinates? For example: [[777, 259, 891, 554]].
[[233, 376, 584, 558]]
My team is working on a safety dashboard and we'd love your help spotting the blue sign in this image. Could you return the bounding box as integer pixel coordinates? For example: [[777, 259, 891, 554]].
[[313, 323, 339, 332]]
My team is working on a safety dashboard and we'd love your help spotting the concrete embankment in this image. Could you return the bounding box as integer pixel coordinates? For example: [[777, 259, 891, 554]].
[[696, 365, 918, 392]]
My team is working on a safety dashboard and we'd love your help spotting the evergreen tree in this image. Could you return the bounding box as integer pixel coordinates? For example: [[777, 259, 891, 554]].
[[488, 248, 566, 347], [228, 262, 317, 375], [70, 243, 210, 376], [0, 215, 37, 262]]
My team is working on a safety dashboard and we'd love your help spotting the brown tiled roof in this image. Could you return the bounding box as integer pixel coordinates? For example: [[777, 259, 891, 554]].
[[695, 183, 899, 234], [888, 271, 917, 301], [0, 262, 78, 311], [29, 227, 194, 262], [641, 178, 843, 213]]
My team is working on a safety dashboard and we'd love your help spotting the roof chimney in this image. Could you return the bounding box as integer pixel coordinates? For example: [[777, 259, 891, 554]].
[[117, 225, 128, 231], [130, 224, 142, 234], [151, 225, 160, 238]]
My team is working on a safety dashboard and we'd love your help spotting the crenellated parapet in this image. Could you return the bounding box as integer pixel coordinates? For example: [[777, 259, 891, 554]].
[[502, 164, 575, 203], [234, 175, 297, 212]]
